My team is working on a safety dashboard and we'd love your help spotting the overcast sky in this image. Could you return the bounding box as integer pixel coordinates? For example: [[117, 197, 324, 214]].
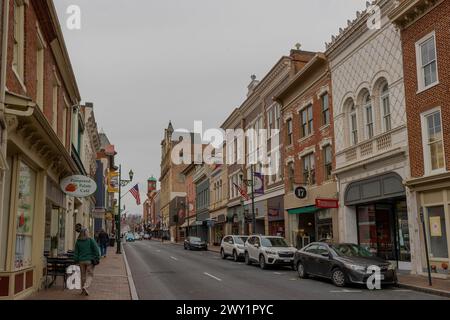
[[54, 0, 366, 216]]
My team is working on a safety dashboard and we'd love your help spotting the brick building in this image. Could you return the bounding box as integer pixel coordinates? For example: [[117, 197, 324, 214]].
[[0, 0, 91, 299], [275, 52, 338, 248], [390, 0, 450, 277]]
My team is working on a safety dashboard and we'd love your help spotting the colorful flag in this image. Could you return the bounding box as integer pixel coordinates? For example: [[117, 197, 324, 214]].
[[130, 184, 141, 205], [253, 172, 264, 195], [107, 170, 119, 193], [233, 183, 250, 201]]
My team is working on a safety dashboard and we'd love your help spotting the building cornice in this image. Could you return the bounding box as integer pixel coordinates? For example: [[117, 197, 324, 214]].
[[389, 0, 443, 29]]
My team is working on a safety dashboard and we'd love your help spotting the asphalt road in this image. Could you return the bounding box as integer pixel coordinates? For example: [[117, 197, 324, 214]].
[[123, 240, 447, 300]]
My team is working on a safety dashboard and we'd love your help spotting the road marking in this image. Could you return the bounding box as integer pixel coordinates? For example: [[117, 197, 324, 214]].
[[170, 256, 179, 261], [204, 272, 222, 282], [274, 272, 283, 275], [289, 278, 299, 281], [330, 289, 362, 293], [157, 250, 161, 253]]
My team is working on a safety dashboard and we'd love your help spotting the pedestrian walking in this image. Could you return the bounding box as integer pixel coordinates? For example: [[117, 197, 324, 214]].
[[98, 229, 109, 258], [74, 228, 100, 296]]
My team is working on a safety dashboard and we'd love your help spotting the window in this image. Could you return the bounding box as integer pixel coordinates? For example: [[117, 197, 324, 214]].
[[268, 109, 274, 130], [302, 153, 315, 185], [15, 162, 36, 271], [52, 77, 59, 131], [363, 93, 374, 139], [422, 109, 445, 172], [275, 104, 281, 130], [321, 93, 330, 126], [417, 32, 438, 90], [323, 145, 332, 181], [301, 105, 313, 138], [286, 119, 293, 145], [13, 0, 25, 81], [287, 161, 295, 192], [349, 104, 358, 145], [381, 83, 391, 132], [426, 206, 448, 259]]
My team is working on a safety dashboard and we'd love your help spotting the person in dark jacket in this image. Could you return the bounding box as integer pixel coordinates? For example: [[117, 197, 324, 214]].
[[74, 228, 100, 296], [98, 229, 110, 258]]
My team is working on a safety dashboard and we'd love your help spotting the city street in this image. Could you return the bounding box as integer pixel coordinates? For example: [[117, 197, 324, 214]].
[[124, 240, 448, 300]]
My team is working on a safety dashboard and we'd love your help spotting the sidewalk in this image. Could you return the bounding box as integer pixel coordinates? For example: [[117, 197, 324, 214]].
[[28, 246, 132, 300], [398, 273, 450, 298]]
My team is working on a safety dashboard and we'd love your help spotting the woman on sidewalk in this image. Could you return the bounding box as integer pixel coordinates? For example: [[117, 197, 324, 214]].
[[74, 228, 101, 296]]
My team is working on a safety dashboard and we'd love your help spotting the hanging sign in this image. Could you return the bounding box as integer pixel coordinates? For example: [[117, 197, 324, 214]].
[[60, 175, 97, 198], [295, 187, 307, 199], [107, 171, 119, 193]]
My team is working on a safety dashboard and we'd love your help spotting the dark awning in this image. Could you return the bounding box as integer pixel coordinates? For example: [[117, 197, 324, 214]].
[[287, 206, 318, 215]]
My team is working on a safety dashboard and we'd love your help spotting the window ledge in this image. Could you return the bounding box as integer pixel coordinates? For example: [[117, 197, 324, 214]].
[[319, 124, 330, 131], [298, 134, 313, 144], [417, 81, 439, 95]]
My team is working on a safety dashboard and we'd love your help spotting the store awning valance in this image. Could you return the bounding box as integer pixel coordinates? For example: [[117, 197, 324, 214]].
[[288, 206, 318, 215]]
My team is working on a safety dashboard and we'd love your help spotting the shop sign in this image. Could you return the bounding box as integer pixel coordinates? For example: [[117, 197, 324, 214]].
[[315, 198, 339, 209], [60, 175, 97, 198]]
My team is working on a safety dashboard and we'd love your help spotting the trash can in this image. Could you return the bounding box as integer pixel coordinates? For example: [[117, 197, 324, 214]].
[[109, 237, 115, 247]]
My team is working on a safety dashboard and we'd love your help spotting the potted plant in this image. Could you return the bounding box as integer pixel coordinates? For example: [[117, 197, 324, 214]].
[[50, 236, 58, 257]]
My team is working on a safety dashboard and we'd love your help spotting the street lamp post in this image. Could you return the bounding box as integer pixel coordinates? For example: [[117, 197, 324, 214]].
[[116, 165, 134, 254], [240, 164, 256, 235]]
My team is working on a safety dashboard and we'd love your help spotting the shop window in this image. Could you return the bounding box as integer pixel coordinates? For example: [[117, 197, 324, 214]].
[[15, 162, 36, 271], [1, 157, 13, 271], [426, 206, 448, 259]]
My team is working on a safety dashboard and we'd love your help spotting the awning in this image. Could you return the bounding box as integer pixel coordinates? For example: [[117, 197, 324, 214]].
[[287, 206, 318, 215]]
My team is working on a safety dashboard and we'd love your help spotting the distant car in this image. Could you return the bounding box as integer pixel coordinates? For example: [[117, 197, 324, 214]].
[[184, 236, 207, 251], [125, 233, 135, 242], [143, 234, 151, 240], [294, 242, 397, 287], [244, 235, 297, 269], [134, 233, 141, 241], [220, 235, 249, 262]]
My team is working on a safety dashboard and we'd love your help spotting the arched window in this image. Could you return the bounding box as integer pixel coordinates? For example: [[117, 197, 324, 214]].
[[381, 83, 391, 132], [363, 92, 374, 139], [349, 102, 358, 146]]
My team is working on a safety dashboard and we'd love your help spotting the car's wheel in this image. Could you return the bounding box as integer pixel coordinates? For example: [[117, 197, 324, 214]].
[[184, 244, 187, 250], [221, 249, 227, 259], [188, 245, 191, 251], [245, 252, 252, 265], [259, 255, 267, 270], [233, 250, 239, 262], [297, 262, 308, 279], [331, 268, 346, 287]]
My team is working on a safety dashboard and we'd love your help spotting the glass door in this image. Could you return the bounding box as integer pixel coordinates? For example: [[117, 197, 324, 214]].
[[395, 200, 411, 269]]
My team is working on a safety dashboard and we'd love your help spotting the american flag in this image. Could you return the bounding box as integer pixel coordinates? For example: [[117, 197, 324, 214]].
[[130, 184, 141, 205]]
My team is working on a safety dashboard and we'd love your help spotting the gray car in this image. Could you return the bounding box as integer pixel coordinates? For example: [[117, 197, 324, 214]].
[[294, 242, 397, 287]]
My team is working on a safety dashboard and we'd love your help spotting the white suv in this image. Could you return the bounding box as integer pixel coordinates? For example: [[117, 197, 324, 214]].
[[220, 235, 249, 262], [244, 235, 297, 269]]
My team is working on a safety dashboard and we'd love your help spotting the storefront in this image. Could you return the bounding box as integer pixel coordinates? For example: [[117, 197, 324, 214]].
[[288, 206, 336, 249], [406, 173, 450, 277], [211, 214, 226, 245], [227, 203, 248, 236], [268, 196, 285, 237], [345, 172, 411, 270]]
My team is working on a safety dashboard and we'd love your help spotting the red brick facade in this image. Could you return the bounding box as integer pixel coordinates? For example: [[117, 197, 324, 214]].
[[5, 0, 74, 148], [399, 0, 450, 177]]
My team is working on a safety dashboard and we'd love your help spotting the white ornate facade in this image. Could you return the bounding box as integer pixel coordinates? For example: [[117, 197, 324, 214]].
[[327, 0, 418, 271]]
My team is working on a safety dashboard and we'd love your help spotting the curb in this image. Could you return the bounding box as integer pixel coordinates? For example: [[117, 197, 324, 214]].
[[121, 243, 139, 301], [398, 283, 450, 298]]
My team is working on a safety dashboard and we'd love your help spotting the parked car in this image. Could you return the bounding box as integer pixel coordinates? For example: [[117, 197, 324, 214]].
[[244, 235, 297, 269], [220, 235, 248, 262], [125, 233, 135, 242], [143, 234, 151, 240], [134, 233, 142, 241], [294, 242, 397, 287], [184, 236, 207, 251]]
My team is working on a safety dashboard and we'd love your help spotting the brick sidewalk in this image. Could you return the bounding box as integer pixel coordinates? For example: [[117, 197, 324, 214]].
[[398, 273, 450, 298], [28, 246, 132, 300]]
